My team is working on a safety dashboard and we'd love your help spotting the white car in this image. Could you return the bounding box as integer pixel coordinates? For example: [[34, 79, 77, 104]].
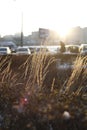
[[16, 46, 31, 55], [65, 45, 79, 54], [79, 44, 87, 55], [0, 47, 11, 55]]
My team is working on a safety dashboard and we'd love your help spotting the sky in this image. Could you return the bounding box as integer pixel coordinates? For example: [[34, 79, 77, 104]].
[[0, 0, 87, 37]]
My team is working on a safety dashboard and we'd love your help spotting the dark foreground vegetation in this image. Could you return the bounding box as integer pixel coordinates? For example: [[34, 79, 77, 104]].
[[0, 53, 87, 130]]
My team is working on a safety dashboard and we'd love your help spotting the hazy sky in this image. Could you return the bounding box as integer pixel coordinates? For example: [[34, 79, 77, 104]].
[[0, 0, 87, 36]]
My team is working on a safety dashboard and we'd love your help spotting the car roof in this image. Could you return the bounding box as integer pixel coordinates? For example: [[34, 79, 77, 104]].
[[17, 46, 29, 48], [80, 44, 87, 46], [0, 47, 10, 49]]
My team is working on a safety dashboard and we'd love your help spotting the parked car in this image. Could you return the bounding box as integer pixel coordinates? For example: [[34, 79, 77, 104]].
[[64, 45, 80, 54], [0, 41, 17, 53], [0, 47, 11, 55], [16, 46, 31, 55], [79, 44, 87, 55]]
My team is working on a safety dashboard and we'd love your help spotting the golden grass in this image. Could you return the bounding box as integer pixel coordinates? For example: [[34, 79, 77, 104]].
[[23, 51, 56, 93], [0, 54, 87, 129], [0, 54, 87, 97], [65, 56, 87, 96]]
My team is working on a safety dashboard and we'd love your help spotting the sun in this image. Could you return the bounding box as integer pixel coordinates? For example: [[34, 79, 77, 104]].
[[55, 26, 70, 40]]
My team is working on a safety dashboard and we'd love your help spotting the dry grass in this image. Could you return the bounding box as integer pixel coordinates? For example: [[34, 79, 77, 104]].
[[65, 56, 87, 95], [0, 55, 87, 100], [0, 56, 25, 104], [21, 51, 57, 94], [0, 54, 87, 96], [0, 54, 87, 129]]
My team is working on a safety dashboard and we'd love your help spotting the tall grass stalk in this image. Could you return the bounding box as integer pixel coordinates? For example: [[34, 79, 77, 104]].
[[0, 56, 22, 102], [51, 78, 55, 92], [24, 50, 56, 93], [65, 56, 87, 95]]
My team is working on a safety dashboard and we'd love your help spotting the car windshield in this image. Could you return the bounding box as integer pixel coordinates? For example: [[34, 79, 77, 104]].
[[0, 48, 7, 51], [83, 46, 87, 50], [17, 48, 28, 52]]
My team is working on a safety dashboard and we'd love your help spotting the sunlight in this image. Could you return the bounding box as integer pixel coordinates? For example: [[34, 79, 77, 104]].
[[55, 26, 70, 39], [0, 0, 87, 37]]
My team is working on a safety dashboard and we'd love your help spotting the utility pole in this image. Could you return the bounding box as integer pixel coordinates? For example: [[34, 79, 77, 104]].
[[21, 12, 23, 46], [13, 0, 23, 46]]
